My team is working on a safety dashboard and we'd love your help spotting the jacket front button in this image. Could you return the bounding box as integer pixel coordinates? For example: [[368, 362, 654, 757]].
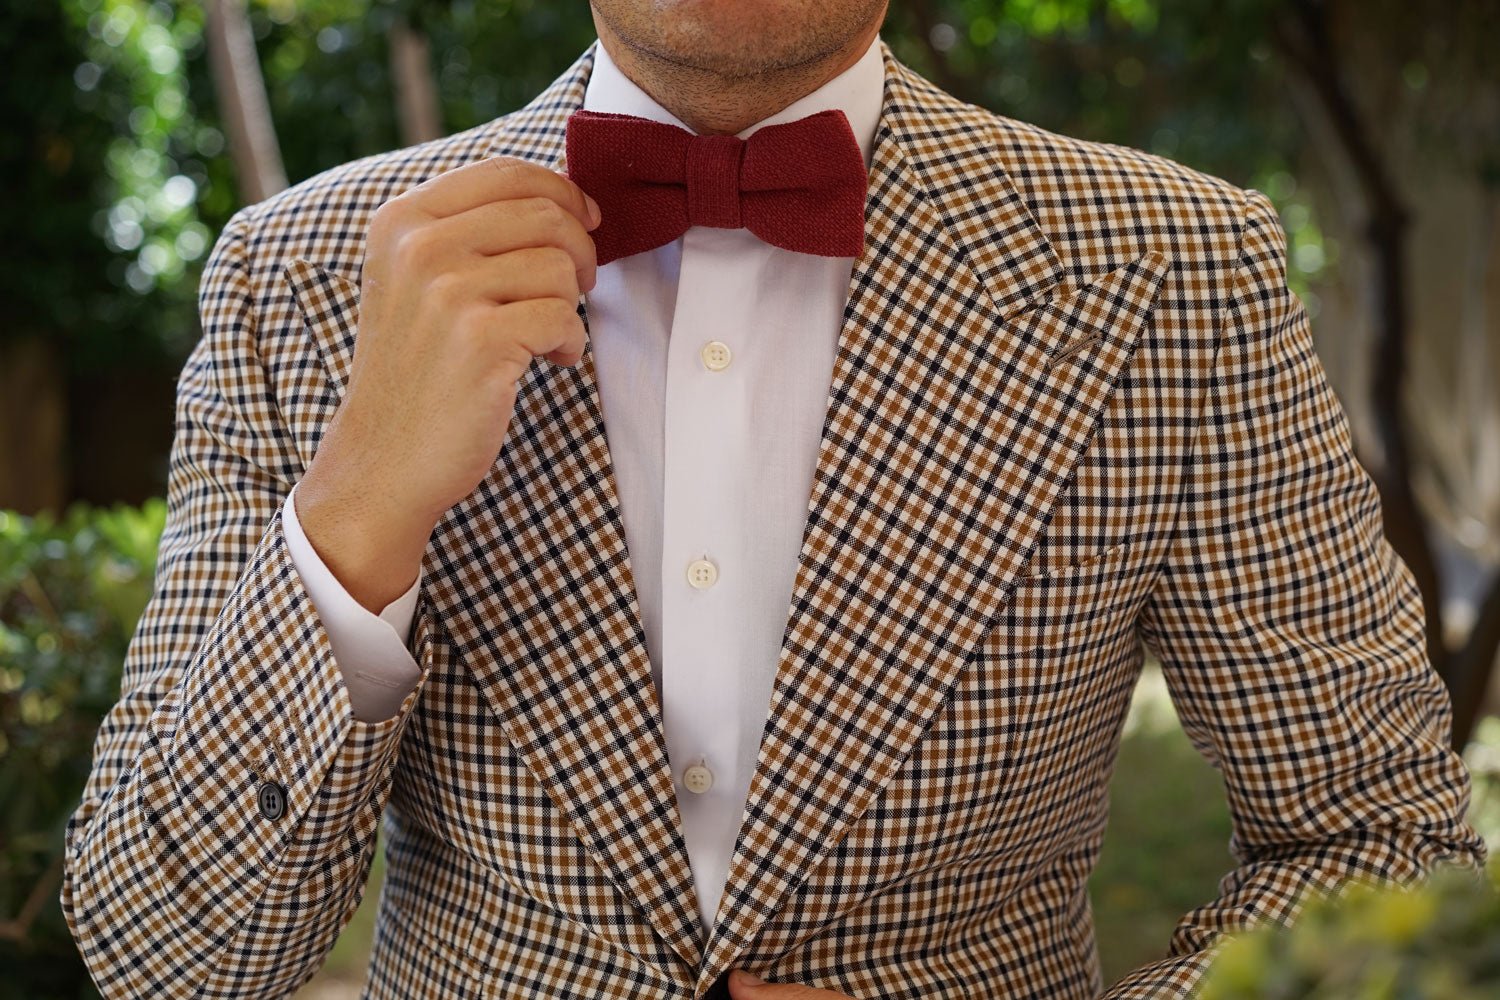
[[257, 780, 286, 820]]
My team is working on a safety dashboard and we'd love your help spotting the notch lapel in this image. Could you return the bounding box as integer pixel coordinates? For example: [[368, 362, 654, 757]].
[[694, 43, 1169, 992]]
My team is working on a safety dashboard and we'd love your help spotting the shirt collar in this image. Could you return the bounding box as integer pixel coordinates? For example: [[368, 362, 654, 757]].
[[582, 32, 885, 167]]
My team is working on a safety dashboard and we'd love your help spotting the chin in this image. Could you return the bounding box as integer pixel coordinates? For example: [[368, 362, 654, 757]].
[[594, 0, 879, 75]]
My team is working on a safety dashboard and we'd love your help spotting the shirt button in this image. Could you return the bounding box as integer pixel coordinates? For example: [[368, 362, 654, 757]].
[[683, 760, 714, 794], [686, 557, 718, 589], [700, 340, 733, 371], [257, 780, 287, 820]]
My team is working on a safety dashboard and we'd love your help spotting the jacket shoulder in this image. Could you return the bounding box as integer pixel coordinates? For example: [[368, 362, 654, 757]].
[[1022, 116, 1251, 264], [992, 111, 1246, 205], [960, 101, 1256, 272]]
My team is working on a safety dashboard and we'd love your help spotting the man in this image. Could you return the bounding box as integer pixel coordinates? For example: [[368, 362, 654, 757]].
[[62, 1, 1486, 997]]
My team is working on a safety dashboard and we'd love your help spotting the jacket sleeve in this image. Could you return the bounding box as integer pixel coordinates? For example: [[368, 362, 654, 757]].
[[1106, 190, 1489, 999], [60, 207, 438, 998]]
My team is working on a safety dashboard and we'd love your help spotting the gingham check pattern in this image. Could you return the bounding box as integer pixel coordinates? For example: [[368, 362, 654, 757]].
[[62, 37, 1486, 999]]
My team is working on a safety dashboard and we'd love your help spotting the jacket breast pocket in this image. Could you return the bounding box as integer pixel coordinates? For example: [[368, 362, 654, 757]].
[[971, 541, 1146, 793], [841, 542, 1148, 874], [998, 540, 1136, 655]]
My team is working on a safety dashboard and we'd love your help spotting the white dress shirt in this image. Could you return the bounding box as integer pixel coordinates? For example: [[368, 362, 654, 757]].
[[281, 33, 885, 937]]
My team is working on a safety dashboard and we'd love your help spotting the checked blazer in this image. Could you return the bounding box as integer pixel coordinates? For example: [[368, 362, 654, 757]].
[[63, 37, 1486, 1000]]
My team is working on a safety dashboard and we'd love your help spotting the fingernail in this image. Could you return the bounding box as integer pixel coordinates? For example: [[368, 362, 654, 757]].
[[732, 970, 764, 986], [585, 194, 601, 227]]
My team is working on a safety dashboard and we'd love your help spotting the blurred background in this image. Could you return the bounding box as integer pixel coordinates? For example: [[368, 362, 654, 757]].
[[2, 1, 1498, 997]]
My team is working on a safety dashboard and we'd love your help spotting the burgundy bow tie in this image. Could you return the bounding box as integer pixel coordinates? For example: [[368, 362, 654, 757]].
[[564, 108, 868, 266]]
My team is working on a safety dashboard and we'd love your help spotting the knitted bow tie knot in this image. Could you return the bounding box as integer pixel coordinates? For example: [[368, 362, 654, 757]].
[[564, 107, 868, 266]]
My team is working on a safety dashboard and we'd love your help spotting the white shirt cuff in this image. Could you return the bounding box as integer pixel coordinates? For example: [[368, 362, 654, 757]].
[[282, 481, 423, 721]]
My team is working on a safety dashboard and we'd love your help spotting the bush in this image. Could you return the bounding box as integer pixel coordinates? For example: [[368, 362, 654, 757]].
[[0, 500, 163, 999], [1201, 861, 1500, 998]]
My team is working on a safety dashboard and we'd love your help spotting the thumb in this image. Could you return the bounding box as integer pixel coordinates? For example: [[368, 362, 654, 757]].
[[727, 970, 767, 996], [727, 969, 834, 999]]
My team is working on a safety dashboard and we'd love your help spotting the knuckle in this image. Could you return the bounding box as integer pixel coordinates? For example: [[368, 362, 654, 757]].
[[452, 303, 487, 340], [368, 199, 408, 241], [567, 181, 592, 217], [385, 188, 418, 211], [425, 270, 465, 309], [541, 247, 577, 286], [546, 295, 581, 324], [526, 196, 567, 230], [395, 226, 439, 265], [517, 296, 559, 334], [570, 226, 597, 272], [514, 296, 548, 327], [494, 329, 536, 371], [484, 364, 524, 396]]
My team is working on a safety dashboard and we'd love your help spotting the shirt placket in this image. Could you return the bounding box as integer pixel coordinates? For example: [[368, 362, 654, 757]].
[[659, 226, 759, 934]]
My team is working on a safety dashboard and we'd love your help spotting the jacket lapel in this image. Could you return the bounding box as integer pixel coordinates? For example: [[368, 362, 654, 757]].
[[693, 44, 1169, 991]]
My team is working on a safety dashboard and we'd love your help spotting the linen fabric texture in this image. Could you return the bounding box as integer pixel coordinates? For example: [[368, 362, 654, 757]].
[[61, 37, 1486, 1000]]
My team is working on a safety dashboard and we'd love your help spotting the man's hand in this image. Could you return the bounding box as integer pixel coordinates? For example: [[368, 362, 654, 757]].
[[727, 969, 857, 999], [296, 156, 602, 613]]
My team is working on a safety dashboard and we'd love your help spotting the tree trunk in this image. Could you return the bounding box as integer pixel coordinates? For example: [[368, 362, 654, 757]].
[[205, 0, 286, 203], [390, 18, 443, 147], [0, 337, 67, 515]]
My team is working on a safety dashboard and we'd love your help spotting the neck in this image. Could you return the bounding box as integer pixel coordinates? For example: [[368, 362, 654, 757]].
[[589, 18, 881, 136]]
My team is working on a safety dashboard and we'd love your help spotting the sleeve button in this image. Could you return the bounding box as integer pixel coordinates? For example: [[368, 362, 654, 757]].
[[257, 780, 287, 820]]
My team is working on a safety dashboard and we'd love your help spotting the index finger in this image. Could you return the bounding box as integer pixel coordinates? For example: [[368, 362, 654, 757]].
[[402, 155, 599, 229]]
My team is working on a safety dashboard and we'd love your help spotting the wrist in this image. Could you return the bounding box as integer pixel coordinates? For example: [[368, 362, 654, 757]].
[[295, 465, 434, 614]]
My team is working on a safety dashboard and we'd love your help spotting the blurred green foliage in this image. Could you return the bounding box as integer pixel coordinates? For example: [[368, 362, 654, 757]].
[[1200, 862, 1500, 998], [886, 0, 1339, 310], [1096, 672, 1500, 992], [0, 500, 164, 999], [60, 2, 217, 308], [2, 0, 207, 371], [254, 0, 600, 182]]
